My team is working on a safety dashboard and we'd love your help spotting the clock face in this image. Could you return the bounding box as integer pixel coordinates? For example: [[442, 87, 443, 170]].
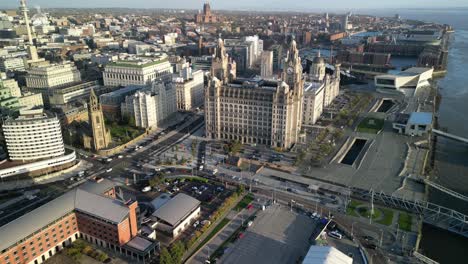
[[287, 67, 294, 75]]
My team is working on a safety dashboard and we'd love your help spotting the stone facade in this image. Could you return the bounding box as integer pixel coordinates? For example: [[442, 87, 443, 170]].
[[205, 38, 303, 149]]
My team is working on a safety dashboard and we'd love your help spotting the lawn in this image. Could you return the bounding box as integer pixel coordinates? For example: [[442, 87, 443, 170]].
[[234, 194, 254, 211], [357, 117, 384, 134], [107, 122, 145, 145], [398, 212, 413, 231], [376, 208, 394, 226], [346, 200, 362, 217], [357, 207, 382, 220]]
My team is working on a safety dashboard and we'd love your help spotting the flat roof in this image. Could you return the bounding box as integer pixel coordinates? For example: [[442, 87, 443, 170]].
[[409, 112, 433, 125], [152, 193, 200, 227], [125, 236, 154, 252]]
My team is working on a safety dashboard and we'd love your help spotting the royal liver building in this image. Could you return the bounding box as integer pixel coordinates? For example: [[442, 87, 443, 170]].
[[205, 38, 304, 149]]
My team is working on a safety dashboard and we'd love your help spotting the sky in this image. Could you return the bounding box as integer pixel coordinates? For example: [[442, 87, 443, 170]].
[[2, 0, 468, 10]]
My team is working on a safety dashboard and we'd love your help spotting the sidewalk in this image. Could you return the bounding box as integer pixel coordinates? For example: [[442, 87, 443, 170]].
[[187, 208, 255, 264]]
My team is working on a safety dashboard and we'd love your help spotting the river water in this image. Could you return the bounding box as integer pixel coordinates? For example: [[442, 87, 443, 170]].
[[364, 8, 468, 263]]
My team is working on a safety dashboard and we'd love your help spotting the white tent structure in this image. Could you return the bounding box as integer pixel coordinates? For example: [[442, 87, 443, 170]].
[[302, 246, 353, 264]]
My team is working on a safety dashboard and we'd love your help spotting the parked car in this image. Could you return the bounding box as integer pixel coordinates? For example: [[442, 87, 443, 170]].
[[193, 221, 200, 228], [142, 186, 152, 193], [328, 231, 343, 239], [106, 168, 113, 172]]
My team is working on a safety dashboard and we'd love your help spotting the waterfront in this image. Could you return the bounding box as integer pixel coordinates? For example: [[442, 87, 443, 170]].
[[371, 8, 468, 263]]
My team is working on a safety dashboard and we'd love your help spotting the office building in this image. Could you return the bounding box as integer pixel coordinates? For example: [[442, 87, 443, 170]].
[[121, 90, 157, 129], [48, 81, 101, 106], [0, 178, 158, 264], [260, 51, 274, 78], [151, 193, 201, 237], [103, 57, 172, 87], [205, 38, 303, 149], [303, 57, 340, 126], [173, 60, 204, 111], [0, 57, 26, 72], [25, 62, 81, 89], [2, 111, 65, 161], [99, 85, 144, 118], [17, 92, 43, 109]]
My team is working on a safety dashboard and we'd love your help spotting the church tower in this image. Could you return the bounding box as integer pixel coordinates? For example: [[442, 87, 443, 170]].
[[88, 88, 110, 151]]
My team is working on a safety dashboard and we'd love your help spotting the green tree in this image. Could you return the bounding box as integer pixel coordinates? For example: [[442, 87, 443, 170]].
[[237, 185, 245, 195], [170, 241, 186, 264], [160, 247, 173, 264]]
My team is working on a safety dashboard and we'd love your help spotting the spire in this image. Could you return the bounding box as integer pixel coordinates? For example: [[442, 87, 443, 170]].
[[215, 37, 226, 60], [89, 87, 99, 111]]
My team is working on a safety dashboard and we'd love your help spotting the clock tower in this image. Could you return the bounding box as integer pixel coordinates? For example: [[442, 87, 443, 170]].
[[282, 38, 304, 98]]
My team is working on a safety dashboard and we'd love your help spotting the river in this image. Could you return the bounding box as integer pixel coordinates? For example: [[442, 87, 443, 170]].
[[364, 8, 468, 264]]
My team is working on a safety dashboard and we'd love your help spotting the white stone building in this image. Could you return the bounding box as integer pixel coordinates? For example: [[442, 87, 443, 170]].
[[103, 56, 172, 87], [2, 110, 65, 161], [174, 63, 204, 111], [25, 62, 81, 89], [205, 38, 303, 149], [260, 51, 273, 78], [121, 90, 157, 129]]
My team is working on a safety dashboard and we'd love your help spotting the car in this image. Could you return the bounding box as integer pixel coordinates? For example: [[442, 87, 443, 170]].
[[172, 187, 180, 192], [142, 186, 152, 193], [201, 220, 211, 226], [216, 187, 224, 192], [362, 235, 374, 241], [192, 186, 198, 190], [193, 221, 200, 228], [195, 190, 203, 195], [247, 221, 253, 227], [118, 155, 123, 159], [328, 231, 343, 239], [106, 168, 113, 172]]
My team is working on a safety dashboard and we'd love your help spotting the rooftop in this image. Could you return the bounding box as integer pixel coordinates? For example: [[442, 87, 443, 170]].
[[302, 246, 352, 264], [107, 58, 169, 68], [0, 182, 130, 252], [409, 112, 433, 125], [152, 193, 200, 227]]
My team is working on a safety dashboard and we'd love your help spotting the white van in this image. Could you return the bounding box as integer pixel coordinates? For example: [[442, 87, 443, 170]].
[[328, 231, 343, 239]]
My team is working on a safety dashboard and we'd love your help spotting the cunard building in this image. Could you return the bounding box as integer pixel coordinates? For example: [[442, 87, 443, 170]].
[[205, 38, 304, 149]]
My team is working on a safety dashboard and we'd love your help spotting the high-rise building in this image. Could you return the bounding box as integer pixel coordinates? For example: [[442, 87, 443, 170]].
[[121, 90, 157, 129], [103, 57, 172, 87], [173, 59, 205, 111], [260, 51, 273, 78], [87, 88, 111, 151], [205, 38, 304, 149], [2, 111, 65, 161]]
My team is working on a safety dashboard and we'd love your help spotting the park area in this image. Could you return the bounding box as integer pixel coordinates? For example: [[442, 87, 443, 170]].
[[357, 117, 384, 134]]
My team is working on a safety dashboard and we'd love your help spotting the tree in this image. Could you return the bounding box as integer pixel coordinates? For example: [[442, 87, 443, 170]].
[[170, 241, 186, 264], [160, 247, 173, 264], [237, 185, 245, 195]]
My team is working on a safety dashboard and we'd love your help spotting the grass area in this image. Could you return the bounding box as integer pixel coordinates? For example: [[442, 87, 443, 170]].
[[234, 194, 254, 211], [346, 200, 362, 217], [192, 218, 230, 253], [357, 207, 382, 220], [376, 208, 394, 226], [357, 117, 384, 134], [107, 122, 145, 145], [398, 212, 413, 231]]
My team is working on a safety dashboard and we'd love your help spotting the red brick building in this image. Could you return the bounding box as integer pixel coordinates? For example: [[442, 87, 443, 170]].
[[195, 2, 221, 24], [0, 179, 157, 264]]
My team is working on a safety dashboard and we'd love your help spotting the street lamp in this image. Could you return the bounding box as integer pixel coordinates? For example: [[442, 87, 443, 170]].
[[379, 229, 384, 248]]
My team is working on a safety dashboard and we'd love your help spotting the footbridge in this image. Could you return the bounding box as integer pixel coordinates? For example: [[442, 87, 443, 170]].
[[433, 129, 468, 144], [351, 188, 468, 238], [407, 174, 468, 203]]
